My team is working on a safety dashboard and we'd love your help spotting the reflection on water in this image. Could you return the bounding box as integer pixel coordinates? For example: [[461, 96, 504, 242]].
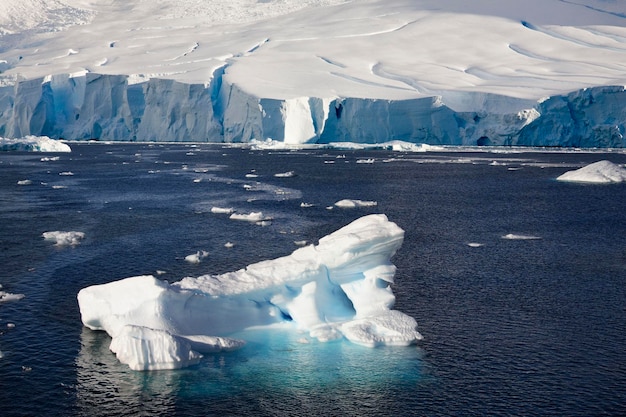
[[75, 326, 425, 416], [76, 327, 179, 416]]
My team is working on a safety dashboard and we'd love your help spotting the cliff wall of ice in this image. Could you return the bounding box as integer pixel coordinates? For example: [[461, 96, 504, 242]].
[[0, 72, 624, 147]]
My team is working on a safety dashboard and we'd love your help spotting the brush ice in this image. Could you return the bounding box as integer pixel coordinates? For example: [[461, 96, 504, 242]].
[[77, 214, 422, 370], [0, 136, 71, 152], [557, 160, 626, 184]]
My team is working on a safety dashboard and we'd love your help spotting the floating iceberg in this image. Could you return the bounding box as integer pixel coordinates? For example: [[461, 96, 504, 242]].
[[556, 160, 626, 184], [77, 214, 422, 371], [0, 136, 71, 152]]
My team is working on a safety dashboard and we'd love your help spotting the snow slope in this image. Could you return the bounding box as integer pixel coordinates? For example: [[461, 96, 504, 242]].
[[1, 0, 626, 146]]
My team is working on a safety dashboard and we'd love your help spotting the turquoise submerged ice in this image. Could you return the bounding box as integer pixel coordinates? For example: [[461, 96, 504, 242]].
[[77, 214, 422, 371]]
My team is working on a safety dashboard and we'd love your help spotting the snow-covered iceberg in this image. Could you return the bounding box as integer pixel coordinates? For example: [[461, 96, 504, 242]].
[[0, 136, 71, 152], [77, 214, 422, 371], [557, 160, 626, 184]]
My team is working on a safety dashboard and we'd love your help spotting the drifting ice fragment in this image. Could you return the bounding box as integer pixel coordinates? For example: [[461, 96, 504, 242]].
[[43, 231, 85, 246], [185, 250, 209, 264], [557, 160, 626, 183], [501, 233, 541, 240], [335, 199, 378, 208], [77, 214, 422, 370], [211, 206, 234, 214]]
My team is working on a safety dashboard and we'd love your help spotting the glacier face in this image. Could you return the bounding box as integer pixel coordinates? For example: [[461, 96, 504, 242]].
[[0, 72, 624, 147]]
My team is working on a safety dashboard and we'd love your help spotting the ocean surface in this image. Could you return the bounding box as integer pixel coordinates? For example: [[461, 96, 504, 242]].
[[1, 143, 625, 416]]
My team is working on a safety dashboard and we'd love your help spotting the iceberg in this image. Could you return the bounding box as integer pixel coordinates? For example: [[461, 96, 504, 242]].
[[77, 214, 422, 370], [556, 160, 626, 184], [0, 136, 71, 152]]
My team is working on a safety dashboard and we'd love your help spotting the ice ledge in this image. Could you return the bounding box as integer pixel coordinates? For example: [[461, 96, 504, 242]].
[[0, 72, 624, 147]]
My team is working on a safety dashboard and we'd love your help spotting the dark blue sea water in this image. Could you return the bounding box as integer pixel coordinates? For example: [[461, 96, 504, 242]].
[[1, 143, 625, 416]]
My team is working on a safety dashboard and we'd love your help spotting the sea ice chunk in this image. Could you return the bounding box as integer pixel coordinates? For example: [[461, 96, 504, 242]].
[[557, 160, 626, 183], [334, 199, 378, 208], [77, 214, 422, 371], [42, 231, 85, 246]]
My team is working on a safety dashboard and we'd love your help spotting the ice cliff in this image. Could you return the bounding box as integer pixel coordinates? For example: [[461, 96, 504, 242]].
[[1, 73, 625, 147], [2, 0, 626, 147]]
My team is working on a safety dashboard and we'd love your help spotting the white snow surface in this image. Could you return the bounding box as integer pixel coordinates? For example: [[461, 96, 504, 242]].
[[77, 214, 423, 370], [1, 0, 626, 146], [556, 160, 626, 183], [0, 136, 71, 152]]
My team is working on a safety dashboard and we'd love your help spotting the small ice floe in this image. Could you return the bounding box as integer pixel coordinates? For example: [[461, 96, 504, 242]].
[[58, 171, 74, 176], [356, 158, 375, 164], [52, 185, 67, 189], [210, 207, 234, 214], [224, 242, 235, 248], [40, 156, 60, 162], [0, 285, 25, 303], [245, 173, 259, 178], [42, 231, 85, 246], [7, 323, 16, 328], [556, 160, 626, 184], [17, 179, 33, 185], [156, 270, 167, 276], [334, 199, 378, 208], [294, 240, 308, 247], [324, 160, 335, 164], [501, 234, 541, 240], [300, 202, 314, 208], [467, 242, 484, 248], [185, 250, 209, 264], [193, 178, 202, 183], [230, 212, 272, 224], [274, 171, 296, 178]]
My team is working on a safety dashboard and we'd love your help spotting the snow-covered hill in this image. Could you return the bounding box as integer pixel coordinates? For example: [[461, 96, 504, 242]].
[[1, 0, 625, 146]]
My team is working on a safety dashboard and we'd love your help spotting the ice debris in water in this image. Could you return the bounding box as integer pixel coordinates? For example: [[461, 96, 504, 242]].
[[557, 160, 626, 184], [502, 234, 541, 240], [335, 199, 378, 208], [42, 231, 85, 246], [0, 284, 25, 303], [185, 251, 209, 264], [77, 214, 422, 371]]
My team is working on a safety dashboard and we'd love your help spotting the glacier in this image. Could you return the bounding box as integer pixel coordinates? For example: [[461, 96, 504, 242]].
[[0, 74, 625, 147], [1, 0, 626, 147], [77, 214, 423, 371]]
